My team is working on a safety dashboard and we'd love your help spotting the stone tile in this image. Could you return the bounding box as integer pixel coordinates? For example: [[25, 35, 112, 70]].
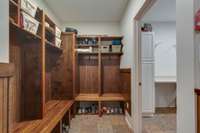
[[143, 113, 176, 133], [69, 115, 131, 133]]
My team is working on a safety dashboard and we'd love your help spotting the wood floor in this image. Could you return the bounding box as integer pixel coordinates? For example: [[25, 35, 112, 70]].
[[69, 115, 132, 133]]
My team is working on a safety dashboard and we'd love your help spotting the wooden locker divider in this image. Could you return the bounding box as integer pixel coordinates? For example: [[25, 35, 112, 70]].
[[9, 0, 74, 132]]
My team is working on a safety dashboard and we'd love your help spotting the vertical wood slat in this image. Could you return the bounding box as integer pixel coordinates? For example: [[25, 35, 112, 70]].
[[98, 36, 102, 96], [0, 63, 14, 133], [41, 11, 46, 117], [0, 78, 8, 133]]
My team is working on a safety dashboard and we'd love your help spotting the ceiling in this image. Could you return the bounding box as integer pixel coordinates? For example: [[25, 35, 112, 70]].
[[44, 0, 129, 23], [142, 0, 176, 22]]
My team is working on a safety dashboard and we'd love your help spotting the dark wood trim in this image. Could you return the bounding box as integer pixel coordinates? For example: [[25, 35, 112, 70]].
[[0, 63, 14, 77], [155, 107, 176, 114], [195, 88, 200, 95], [120, 68, 131, 73]]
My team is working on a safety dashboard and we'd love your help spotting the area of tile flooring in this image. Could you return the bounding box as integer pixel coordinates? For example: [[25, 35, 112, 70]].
[[69, 115, 132, 133], [142, 113, 176, 133]]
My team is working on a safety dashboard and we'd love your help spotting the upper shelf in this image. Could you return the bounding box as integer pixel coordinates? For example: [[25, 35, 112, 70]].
[[10, 19, 42, 40]]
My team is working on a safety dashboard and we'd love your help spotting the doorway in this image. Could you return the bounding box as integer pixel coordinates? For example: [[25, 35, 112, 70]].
[[134, 0, 177, 133]]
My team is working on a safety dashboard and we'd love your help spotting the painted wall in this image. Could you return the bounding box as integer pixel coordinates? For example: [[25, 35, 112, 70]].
[[152, 22, 176, 108], [151, 22, 176, 80], [0, 0, 9, 63], [177, 0, 196, 133], [120, 0, 196, 133], [120, 0, 146, 132], [62, 22, 121, 36]]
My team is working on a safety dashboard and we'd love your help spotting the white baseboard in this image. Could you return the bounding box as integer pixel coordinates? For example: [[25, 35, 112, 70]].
[[125, 112, 134, 132]]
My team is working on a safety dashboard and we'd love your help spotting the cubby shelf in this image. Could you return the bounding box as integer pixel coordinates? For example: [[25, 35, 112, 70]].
[[73, 35, 127, 117], [10, 19, 42, 40], [45, 27, 55, 35], [45, 40, 62, 52]]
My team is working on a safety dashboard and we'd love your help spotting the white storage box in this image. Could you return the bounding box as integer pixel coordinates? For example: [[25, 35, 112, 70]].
[[45, 22, 50, 28], [21, 0, 38, 17], [21, 11, 39, 35], [101, 45, 110, 53], [56, 27, 61, 38], [112, 45, 121, 53], [101, 41, 112, 45], [55, 38, 62, 48]]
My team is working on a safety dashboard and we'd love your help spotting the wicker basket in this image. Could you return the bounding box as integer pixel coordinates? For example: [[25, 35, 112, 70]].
[[21, 11, 39, 35], [21, 0, 38, 17], [112, 45, 121, 53]]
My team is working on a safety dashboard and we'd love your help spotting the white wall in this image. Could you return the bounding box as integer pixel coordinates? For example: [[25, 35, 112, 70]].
[[121, 0, 196, 133], [0, 0, 9, 63], [62, 22, 121, 36], [152, 22, 176, 108], [177, 0, 196, 133], [151, 22, 176, 80], [120, 0, 146, 132]]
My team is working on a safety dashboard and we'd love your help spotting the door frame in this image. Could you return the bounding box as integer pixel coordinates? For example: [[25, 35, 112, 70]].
[[133, 0, 157, 132]]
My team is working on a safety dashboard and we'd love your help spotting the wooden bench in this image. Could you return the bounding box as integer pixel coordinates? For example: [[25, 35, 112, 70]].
[[13, 100, 74, 133]]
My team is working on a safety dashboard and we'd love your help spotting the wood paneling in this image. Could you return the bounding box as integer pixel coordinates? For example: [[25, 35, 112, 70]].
[[102, 55, 121, 93], [22, 42, 43, 120], [120, 68, 131, 116], [44, 33, 75, 101], [0, 63, 14, 133], [0, 63, 14, 77], [10, 25, 43, 121], [79, 55, 99, 94], [0, 78, 9, 133]]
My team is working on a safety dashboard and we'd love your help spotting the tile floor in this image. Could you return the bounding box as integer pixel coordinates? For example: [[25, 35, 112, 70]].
[[69, 115, 132, 133], [142, 113, 176, 133], [68, 113, 176, 133]]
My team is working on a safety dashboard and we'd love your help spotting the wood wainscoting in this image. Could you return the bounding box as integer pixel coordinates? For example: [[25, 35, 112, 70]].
[[120, 68, 131, 116], [0, 63, 14, 133]]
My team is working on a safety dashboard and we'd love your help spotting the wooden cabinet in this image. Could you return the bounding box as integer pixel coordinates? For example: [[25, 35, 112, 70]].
[[141, 32, 155, 115]]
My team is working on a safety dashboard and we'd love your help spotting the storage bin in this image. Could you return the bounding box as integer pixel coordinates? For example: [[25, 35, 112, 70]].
[[56, 27, 61, 38], [55, 38, 62, 48], [45, 22, 50, 28], [112, 45, 121, 52], [21, 11, 39, 35], [21, 0, 38, 17], [101, 45, 110, 53], [92, 47, 99, 53], [112, 40, 121, 45], [101, 41, 112, 45]]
